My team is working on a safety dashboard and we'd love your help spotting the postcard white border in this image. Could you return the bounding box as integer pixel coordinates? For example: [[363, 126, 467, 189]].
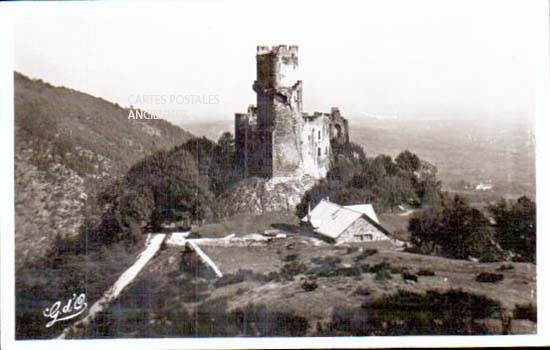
[[1, 0, 549, 349]]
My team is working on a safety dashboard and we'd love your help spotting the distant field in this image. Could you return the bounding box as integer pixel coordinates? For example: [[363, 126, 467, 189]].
[[350, 118, 536, 201]]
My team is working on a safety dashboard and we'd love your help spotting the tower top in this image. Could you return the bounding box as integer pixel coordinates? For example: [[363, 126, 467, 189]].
[[256, 45, 299, 56]]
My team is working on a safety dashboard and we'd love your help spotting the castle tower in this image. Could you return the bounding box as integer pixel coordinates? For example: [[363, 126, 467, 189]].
[[251, 45, 304, 178], [234, 45, 349, 180]]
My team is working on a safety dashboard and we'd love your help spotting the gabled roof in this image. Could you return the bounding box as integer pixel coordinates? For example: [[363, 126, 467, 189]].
[[301, 199, 390, 240], [344, 204, 379, 224]]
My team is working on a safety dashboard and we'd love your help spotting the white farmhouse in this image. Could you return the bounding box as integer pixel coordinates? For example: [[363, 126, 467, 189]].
[[302, 199, 395, 244]]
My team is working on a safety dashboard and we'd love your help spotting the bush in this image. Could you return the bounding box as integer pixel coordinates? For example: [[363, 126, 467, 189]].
[[390, 265, 407, 274], [375, 269, 392, 281], [213, 269, 268, 288], [475, 272, 504, 283], [334, 267, 362, 277], [354, 286, 371, 296], [361, 262, 396, 281], [311, 256, 341, 266], [497, 264, 514, 271], [214, 273, 245, 288], [279, 261, 308, 281], [417, 269, 436, 276], [301, 279, 319, 292], [307, 265, 361, 278], [232, 303, 309, 336], [330, 289, 502, 336], [283, 254, 299, 262], [513, 303, 536, 322], [361, 262, 390, 274], [402, 272, 418, 282], [353, 248, 378, 262]]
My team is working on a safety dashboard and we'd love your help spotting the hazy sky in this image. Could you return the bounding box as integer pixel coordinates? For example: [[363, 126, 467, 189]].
[[14, 0, 540, 124]]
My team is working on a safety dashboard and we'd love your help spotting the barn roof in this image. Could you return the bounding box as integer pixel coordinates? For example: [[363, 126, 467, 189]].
[[301, 199, 390, 240], [344, 204, 379, 224]]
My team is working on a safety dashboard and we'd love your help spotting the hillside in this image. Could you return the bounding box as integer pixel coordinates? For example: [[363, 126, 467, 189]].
[[73, 235, 536, 338], [14, 72, 193, 269]]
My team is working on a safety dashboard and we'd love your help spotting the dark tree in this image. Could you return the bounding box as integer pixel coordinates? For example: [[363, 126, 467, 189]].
[[409, 195, 496, 260], [298, 145, 443, 217], [395, 150, 421, 173], [489, 196, 536, 262]]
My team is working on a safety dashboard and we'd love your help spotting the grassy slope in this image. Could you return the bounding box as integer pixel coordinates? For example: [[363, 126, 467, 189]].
[[14, 72, 193, 268], [79, 236, 535, 338], [14, 73, 195, 339]]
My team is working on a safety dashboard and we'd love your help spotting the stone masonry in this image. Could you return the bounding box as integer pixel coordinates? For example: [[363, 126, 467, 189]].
[[235, 45, 349, 180]]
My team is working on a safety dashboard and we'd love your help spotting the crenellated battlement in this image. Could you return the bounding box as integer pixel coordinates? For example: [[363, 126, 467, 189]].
[[256, 45, 299, 56]]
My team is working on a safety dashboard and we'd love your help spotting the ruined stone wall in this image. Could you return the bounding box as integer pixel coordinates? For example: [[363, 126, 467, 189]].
[[235, 113, 250, 176], [271, 82, 304, 177], [301, 114, 331, 178], [329, 107, 350, 144]]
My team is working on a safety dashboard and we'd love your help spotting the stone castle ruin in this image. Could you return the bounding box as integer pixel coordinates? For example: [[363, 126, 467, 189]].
[[235, 45, 349, 180]]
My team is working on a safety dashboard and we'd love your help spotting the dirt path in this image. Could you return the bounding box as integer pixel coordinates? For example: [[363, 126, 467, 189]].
[[57, 233, 166, 339]]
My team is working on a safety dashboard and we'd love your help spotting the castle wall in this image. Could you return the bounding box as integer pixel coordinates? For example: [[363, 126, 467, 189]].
[[329, 107, 350, 144], [301, 114, 331, 178]]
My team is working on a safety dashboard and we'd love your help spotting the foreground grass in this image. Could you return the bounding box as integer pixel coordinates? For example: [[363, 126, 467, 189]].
[[15, 241, 143, 339], [78, 236, 535, 338]]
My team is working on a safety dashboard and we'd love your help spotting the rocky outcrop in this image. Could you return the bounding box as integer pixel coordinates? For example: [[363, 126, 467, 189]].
[[215, 175, 316, 218]]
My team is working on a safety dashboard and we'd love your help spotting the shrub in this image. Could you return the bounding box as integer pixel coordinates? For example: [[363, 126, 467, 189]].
[[283, 254, 299, 262], [497, 264, 514, 271], [375, 269, 392, 281], [354, 286, 371, 296], [334, 267, 362, 277], [213, 269, 268, 288], [233, 303, 309, 336], [361, 262, 391, 274], [513, 303, 536, 322], [213, 273, 245, 288], [353, 248, 378, 262], [475, 272, 504, 283], [302, 279, 319, 292], [417, 269, 436, 276], [279, 261, 308, 281], [311, 256, 341, 266], [402, 272, 418, 282], [307, 265, 361, 278], [390, 265, 407, 274], [330, 289, 502, 336], [266, 271, 279, 281]]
